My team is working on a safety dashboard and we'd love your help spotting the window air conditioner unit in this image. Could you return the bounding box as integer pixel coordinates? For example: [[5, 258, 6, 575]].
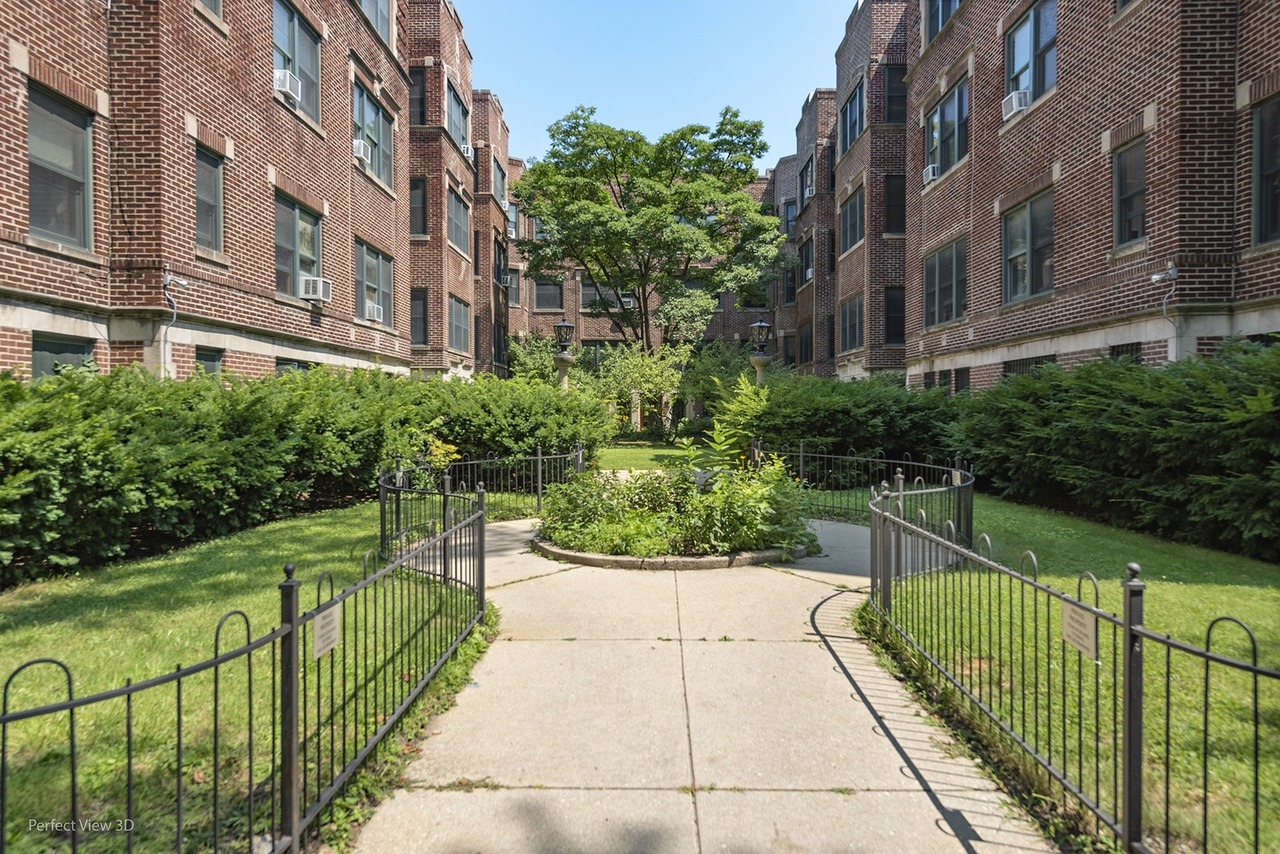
[[352, 138, 372, 164], [621, 296, 637, 310], [500, 275, 511, 287], [298, 276, 332, 302], [500, 199, 510, 212], [364, 303, 384, 323], [805, 267, 814, 280], [922, 163, 940, 184], [507, 226, 517, 239], [460, 144, 474, 158], [1002, 89, 1031, 121], [804, 186, 814, 200], [273, 69, 303, 102]]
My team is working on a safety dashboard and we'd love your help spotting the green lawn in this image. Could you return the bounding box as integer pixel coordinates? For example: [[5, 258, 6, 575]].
[[596, 441, 682, 471], [881, 491, 1279, 851], [0, 501, 481, 852]]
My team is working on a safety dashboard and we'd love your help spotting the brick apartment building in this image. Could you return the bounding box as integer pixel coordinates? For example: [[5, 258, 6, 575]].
[[2, 0, 416, 378], [766, 0, 1280, 390], [1, 0, 522, 381]]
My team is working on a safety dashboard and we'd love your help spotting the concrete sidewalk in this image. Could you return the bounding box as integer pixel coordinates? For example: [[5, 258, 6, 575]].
[[354, 520, 1054, 854]]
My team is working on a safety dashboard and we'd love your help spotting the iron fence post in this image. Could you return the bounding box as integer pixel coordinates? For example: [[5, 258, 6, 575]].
[[379, 478, 388, 562], [575, 442, 585, 474], [535, 444, 544, 514], [1122, 562, 1146, 852], [799, 439, 806, 484], [393, 457, 403, 556], [869, 489, 880, 604], [278, 564, 302, 854], [442, 474, 452, 583], [477, 484, 487, 615], [883, 490, 895, 614]]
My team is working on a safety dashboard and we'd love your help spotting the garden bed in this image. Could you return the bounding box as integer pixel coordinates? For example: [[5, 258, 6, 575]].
[[532, 537, 806, 570]]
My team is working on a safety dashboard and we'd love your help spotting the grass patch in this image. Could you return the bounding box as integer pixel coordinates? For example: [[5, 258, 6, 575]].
[[868, 491, 1279, 852], [595, 442, 682, 471], [0, 501, 496, 853]]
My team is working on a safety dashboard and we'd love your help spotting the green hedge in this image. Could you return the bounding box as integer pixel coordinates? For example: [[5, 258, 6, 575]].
[[949, 342, 1280, 561], [711, 373, 955, 460], [0, 368, 612, 583]]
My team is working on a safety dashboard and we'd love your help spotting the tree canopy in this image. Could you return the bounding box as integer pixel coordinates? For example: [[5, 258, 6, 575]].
[[512, 106, 785, 354]]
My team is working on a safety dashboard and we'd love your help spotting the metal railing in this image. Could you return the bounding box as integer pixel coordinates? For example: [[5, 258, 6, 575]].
[[754, 440, 974, 546], [868, 488, 1278, 853], [1, 484, 486, 853], [381, 445, 584, 553]]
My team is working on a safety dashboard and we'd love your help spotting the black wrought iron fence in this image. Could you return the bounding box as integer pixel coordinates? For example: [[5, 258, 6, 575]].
[[754, 440, 974, 547], [867, 489, 1278, 853], [1, 485, 486, 853]]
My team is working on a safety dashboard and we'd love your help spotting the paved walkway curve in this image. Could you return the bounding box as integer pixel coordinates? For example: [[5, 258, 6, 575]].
[[354, 520, 1057, 854]]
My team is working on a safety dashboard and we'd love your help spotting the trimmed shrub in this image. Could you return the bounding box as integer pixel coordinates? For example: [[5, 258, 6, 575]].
[[949, 342, 1280, 561], [0, 367, 614, 584]]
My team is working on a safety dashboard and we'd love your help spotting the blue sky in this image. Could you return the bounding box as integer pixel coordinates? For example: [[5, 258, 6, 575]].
[[459, 0, 854, 172]]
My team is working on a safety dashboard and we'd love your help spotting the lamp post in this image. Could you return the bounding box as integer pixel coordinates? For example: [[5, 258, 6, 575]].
[[553, 315, 575, 390], [748, 319, 773, 387]]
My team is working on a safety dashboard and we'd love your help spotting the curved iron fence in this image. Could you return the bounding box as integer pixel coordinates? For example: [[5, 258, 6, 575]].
[[753, 439, 974, 547], [868, 488, 1278, 853], [1, 485, 486, 853]]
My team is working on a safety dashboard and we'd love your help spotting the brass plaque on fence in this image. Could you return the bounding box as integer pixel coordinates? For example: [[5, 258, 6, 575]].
[[1061, 600, 1098, 661], [951, 469, 962, 486], [313, 606, 341, 660]]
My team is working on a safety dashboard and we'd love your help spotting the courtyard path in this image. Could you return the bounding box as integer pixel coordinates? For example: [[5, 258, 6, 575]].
[[353, 520, 1055, 853]]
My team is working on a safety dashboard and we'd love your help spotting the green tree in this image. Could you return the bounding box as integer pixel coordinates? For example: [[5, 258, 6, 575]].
[[513, 106, 786, 354]]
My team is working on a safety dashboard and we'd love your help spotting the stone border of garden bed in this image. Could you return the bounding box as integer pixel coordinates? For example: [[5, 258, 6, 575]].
[[531, 538, 806, 571]]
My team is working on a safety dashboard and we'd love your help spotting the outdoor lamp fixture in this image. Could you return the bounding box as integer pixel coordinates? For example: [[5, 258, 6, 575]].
[[552, 315, 575, 390], [748, 319, 773, 387]]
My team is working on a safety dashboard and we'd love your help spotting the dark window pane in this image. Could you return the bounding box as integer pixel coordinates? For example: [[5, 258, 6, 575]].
[[885, 287, 905, 345], [1256, 97, 1280, 243], [884, 175, 906, 233], [885, 66, 907, 123], [32, 333, 94, 378]]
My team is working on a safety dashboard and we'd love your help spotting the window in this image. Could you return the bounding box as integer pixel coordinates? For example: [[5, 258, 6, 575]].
[[447, 82, 469, 150], [1003, 354, 1056, 376], [923, 371, 935, 390], [272, 0, 320, 120], [31, 333, 94, 378], [741, 281, 766, 309], [885, 287, 905, 345], [28, 87, 93, 249], [840, 295, 864, 351], [783, 268, 797, 304], [937, 369, 952, 395], [799, 158, 815, 206], [885, 66, 907, 123], [447, 188, 469, 251], [1255, 96, 1280, 244], [355, 240, 392, 325], [493, 158, 506, 200], [782, 335, 795, 366], [473, 230, 481, 275], [197, 0, 221, 16], [507, 202, 520, 238], [535, 281, 562, 311], [783, 200, 797, 235], [1004, 191, 1054, 302], [924, 238, 967, 327], [928, 0, 960, 41], [410, 288, 428, 344], [799, 239, 814, 281], [1006, 0, 1057, 101], [359, 0, 390, 42], [353, 83, 393, 184], [1114, 139, 1146, 245], [884, 175, 906, 233], [507, 269, 520, 305], [195, 347, 223, 373], [533, 217, 547, 240], [798, 322, 813, 365], [449, 296, 470, 352], [954, 367, 970, 391], [493, 323, 508, 367], [409, 69, 427, 125], [196, 147, 222, 252], [926, 80, 969, 176], [840, 82, 864, 154], [410, 178, 428, 235], [493, 238, 507, 284], [274, 194, 321, 296], [840, 188, 865, 252], [1110, 342, 1143, 362], [275, 358, 317, 374], [828, 230, 837, 273]]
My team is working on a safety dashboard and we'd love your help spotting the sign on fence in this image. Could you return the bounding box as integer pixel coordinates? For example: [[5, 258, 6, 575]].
[[1061, 599, 1098, 661], [313, 605, 341, 660]]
